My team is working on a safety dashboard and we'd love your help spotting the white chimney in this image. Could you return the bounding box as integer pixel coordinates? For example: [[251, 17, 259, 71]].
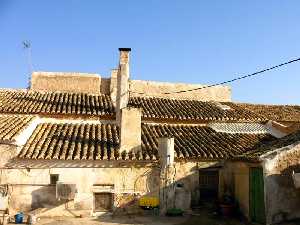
[[158, 137, 175, 168], [115, 48, 142, 159]]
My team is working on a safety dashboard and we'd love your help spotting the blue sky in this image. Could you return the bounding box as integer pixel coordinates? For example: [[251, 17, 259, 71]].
[[0, 1, 300, 104]]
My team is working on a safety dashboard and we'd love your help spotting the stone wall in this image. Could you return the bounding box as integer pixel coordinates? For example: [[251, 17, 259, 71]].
[[263, 143, 300, 224], [31, 72, 103, 95], [129, 80, 231, 102]]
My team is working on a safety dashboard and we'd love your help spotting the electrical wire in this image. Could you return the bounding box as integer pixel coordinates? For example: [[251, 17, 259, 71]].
[[130, 57, 300, 95]]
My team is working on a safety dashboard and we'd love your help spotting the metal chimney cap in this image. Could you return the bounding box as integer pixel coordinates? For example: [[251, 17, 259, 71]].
[[118, 48, 131, 52]]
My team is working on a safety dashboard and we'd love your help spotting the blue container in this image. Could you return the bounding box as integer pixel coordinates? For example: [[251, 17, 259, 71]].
[[15, 212, 23, 224]]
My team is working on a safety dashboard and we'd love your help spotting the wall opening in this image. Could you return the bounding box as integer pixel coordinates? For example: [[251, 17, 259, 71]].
[[94, 193, 113, 212], [199, 169, 219, 201], [50, 174, 59, 185]]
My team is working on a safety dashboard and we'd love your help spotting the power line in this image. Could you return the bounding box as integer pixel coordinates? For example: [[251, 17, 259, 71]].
[[130, 57, 300, 95]]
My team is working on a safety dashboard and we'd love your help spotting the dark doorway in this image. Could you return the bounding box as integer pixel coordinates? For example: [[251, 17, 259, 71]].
[[94, 193, 113, 212], [199, 170, 219, 201], [250, 167, 266, 224]]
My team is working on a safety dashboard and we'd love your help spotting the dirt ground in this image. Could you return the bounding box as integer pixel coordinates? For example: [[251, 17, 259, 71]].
[[8, 214, 300, 225], [29, 215, 187, 225], [8, 207, 300, 225], [21, 211, 246, 225], [30, 216, 300, 225]]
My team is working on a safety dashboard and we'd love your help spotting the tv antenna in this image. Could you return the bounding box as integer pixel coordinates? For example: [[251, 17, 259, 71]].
[[22, 40, 33, 88]]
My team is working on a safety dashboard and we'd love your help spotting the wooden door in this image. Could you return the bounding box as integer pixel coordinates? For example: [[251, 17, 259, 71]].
[[250, 167, 266, 224], [94, 193, 113, 211]]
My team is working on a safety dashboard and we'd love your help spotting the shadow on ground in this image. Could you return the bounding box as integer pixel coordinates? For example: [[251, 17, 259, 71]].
[[24, 211, 247, 225]]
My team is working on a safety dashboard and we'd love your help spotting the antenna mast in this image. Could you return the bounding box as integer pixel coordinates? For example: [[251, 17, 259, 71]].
[[22, 40, 33, 89]]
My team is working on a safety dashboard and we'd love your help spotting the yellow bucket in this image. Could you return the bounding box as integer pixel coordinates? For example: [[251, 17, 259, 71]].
[[139, 196, 159, 208]]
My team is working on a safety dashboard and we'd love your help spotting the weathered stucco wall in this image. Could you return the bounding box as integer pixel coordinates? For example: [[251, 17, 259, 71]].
[[31, 72, 103, 95], [129, 80, 231, 102], [167, 161, 220, 210], [0, 161, 216, 216], [0, 144, 19, 167], [0, 166, 160, 216], [263, 143, 300, 224], [233, 162, 250, 219], [30, 71, 231, 102], [119, 108, 141, 154], [222, 161, 251, 219]]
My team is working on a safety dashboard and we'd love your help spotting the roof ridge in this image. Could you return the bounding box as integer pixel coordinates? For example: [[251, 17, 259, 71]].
[[0, 88, 111, 97], [237, 102, 300, 107]]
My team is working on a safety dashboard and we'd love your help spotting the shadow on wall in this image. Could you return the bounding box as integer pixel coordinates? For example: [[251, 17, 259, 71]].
[[7, 165, 201, 218], [265, 165, 300, 224], [31, 186, 59, 209], [99, 166, 200, 222]]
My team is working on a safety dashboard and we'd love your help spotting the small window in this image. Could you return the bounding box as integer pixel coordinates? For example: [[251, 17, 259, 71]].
[[50, 174, 59, 185]]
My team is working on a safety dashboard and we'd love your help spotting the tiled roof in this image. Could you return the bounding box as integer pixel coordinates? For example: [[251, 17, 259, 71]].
[[0, 90, 114, 117], [129, 97, 266, 122], [0, 90, 271, 122], [18, 123, 120, 160], [17, 122, 275, 161], [0, 115, 34, 141], [208, 122, 269, 134], [141, 124, 274, 160], [238, 103, 300, 122], [235, 129, 300, 162]]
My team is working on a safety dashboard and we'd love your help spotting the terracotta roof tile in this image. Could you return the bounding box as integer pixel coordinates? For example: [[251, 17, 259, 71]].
[[129, 97, 266, 122], [0, 90, 271, 123], [0, 90, 115, 117], [17, 122, 275, 161], [237, 103, 300, 122], [18, 123, 120, 160], [208, 122, 269, 134], [0, 114, 34, 141], [235, 129, 300, 162], [141, 124, 274, 160]]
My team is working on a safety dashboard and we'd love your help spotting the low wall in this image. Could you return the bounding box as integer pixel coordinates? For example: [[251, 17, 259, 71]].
[[130, 80, 231, 102], [31, 72, 102, 95], [30, 71, 231, 102]]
